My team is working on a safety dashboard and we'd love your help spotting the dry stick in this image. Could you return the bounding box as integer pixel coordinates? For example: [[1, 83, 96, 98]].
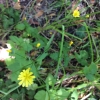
[[81, 93, 92, 100], [20, 0, 34, 18], [83, 0, 96, 19]]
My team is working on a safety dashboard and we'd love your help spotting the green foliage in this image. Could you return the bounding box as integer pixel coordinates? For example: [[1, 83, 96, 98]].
[[71, 90, 79, 100], [75, 25, 86, 39], [50, 52, 59, 61], [56, 88, 70, 100], [83, 62, 97, 81], [75, 50, 88, 66], [0, 7, 20, 29], [0, 1, 100, 100], [27, 83, 38, 90], [15, 22, 25, 31], [46, 74, 56, 86], [34, 90, 47, 100]]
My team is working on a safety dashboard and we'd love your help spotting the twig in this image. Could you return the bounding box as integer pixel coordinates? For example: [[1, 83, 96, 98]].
[[81, 93, 92, 100], [20, 0, 34, 18]]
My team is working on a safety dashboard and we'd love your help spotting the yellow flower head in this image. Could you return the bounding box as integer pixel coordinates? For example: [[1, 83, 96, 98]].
[[73, 9, 80, 17], [86, 14, 89, 18], [36, 43, 41, 48], [18, 68, 35, 87], [69, 41, 73, 46], [6, 49, 12, 53]]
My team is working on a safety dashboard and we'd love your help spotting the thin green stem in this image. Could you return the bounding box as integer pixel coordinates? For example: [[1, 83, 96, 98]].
[[0, 85, 20, 98], [91, 35, 99, 59], [0, 90, 7, 95], [55, 25, 64, 77], [84, 22, 93, 62], [43, 25, 82, 41]]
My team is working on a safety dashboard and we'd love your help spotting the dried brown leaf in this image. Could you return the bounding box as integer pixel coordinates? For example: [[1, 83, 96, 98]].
[[35, 10, 44, 18], [13, 2, 21, 10]]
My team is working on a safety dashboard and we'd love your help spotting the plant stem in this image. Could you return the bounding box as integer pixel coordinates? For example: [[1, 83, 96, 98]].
[[2, 85, 20, 98], [55, 25, 64, 77], [84, 22, 93, 62]]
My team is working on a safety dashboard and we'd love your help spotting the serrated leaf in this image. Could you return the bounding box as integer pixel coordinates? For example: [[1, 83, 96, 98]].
[[26, 27, 38, 37], [83, 62, 97, 81], [3, 18, 13, 29], [75, 50, 88, 66]]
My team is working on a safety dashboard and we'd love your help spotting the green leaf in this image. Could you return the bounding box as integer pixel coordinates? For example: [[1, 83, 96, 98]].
[[75, 25, 86, 39], [15, 23, 25, 31], [0, 4, 5, 11], [7, 62, 21, 72], [85, 74, 95, 81], [88, 98, 96, 100], [44, 34, 54, 52], [10, 71, 20, 82], [76, 84, 88, 89], [9, 36, 23, 44], [13, 0, 18, 2], [21, 40, 33, 52], [37, 53, 48, 62], [46, 74, 56, 86], [27, 83, 38, 90], [50, 52, 59, 61], [11, 93, 20, 99], [63, 53, 71, 67], [76, 26, 86, 38], [89, 62, 97, 75], [45, 92, 49, 100], [3, 18, 13, 29], [71, 90, 78, 100], [83, 62, 97, 81], [57, 88, 70, 100], [83, 66, 89, 75], [75, 50, 88, 66], [31, 64, 39, 77], [26, 27, 38, 36], [34, 90, 46, 100], [49, 89, 57, 100]]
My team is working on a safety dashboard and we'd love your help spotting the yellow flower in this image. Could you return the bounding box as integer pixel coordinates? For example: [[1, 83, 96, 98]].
[[6, 49, 12, 53], [36, 43, 41, 48], [86, 14, 89, 18], [73, 10, 80, 17], [18, 68, 35, 87], [69, 41, 73, 46]]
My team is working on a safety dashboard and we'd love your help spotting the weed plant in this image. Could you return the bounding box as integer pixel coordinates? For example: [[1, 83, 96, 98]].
[[0, 0, 100, 100]]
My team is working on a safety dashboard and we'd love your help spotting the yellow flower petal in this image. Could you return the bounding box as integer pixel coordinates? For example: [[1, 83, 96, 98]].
[[36, 43, 41, 48], [69, 41, 74, 46], [73, 10, 80, 17], [6, 49, 12, 53], [86, 14, 89, 18], [18, 68, 35, 87]]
